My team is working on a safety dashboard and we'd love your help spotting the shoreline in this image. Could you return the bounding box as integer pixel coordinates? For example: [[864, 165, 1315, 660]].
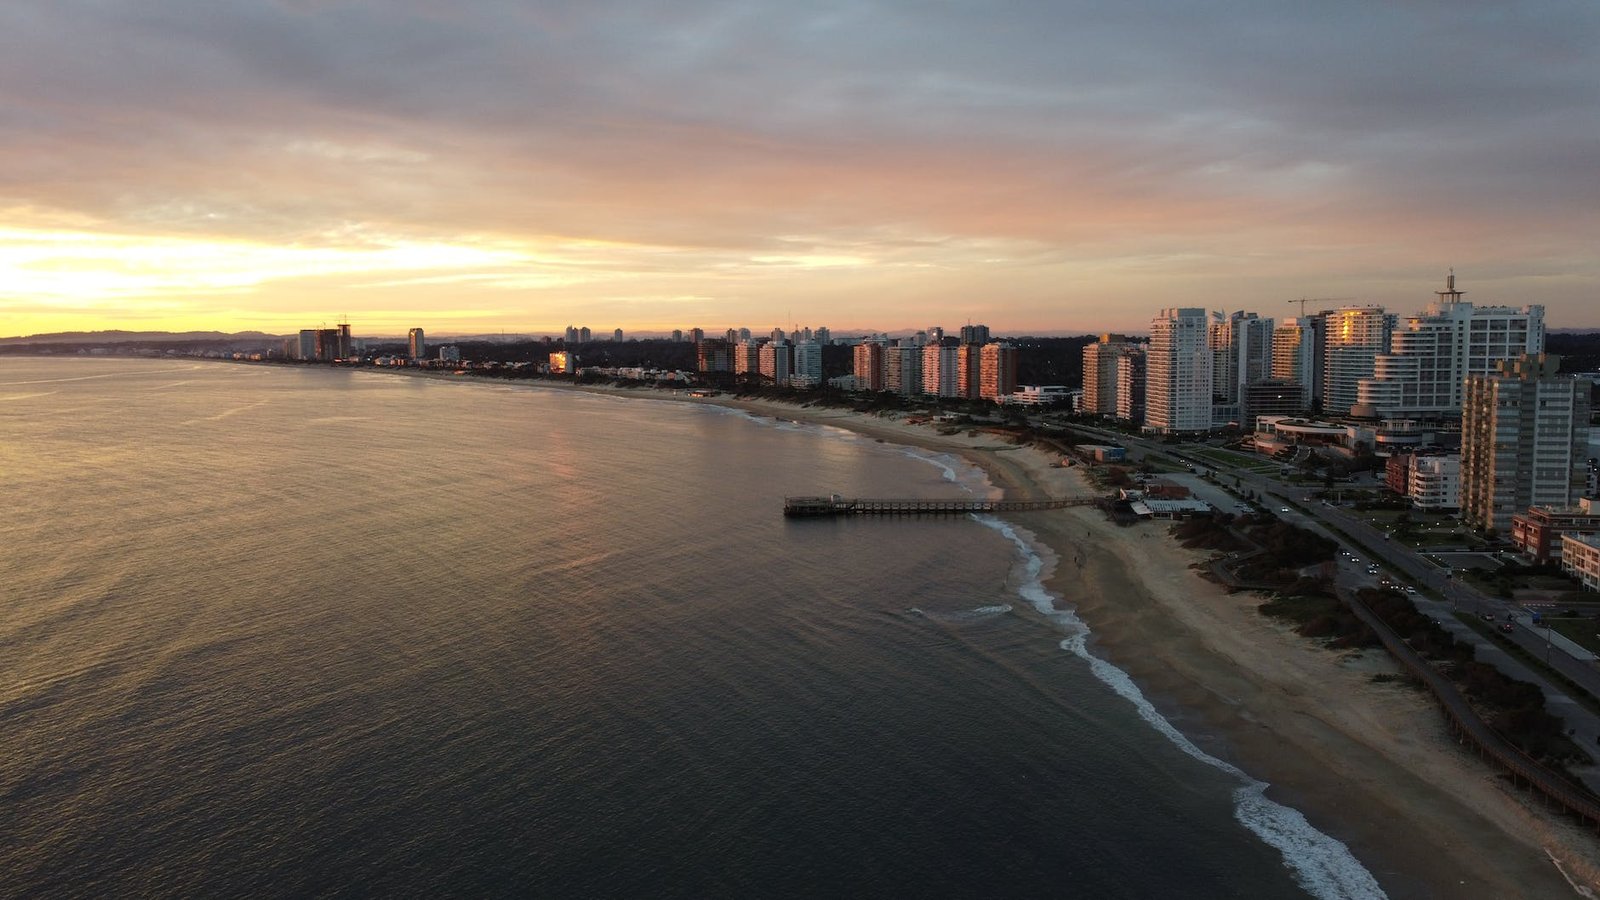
[[287, 366, 1600, 895], [559, 381, 1600, 898]]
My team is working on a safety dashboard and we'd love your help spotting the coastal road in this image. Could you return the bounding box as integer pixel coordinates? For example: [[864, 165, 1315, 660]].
[[1057, 422, 1600, 789]]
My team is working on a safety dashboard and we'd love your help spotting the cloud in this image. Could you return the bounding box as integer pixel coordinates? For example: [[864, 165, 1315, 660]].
[[0, 0, 1596, 333]]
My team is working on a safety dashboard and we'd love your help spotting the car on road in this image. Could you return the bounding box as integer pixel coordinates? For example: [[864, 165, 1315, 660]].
[[1499, 623, 1515, 633], [1280, 507, 1291, 513], [1405, 587, 1417, 594]]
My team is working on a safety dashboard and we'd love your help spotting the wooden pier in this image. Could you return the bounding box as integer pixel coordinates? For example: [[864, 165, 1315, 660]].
[[784, 495, 1099, 517]]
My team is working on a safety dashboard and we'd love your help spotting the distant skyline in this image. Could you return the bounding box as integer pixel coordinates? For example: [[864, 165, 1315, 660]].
[[3, 1, 1598, 337]]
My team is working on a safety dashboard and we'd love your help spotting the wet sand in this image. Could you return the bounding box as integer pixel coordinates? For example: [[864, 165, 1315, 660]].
[[384, 372, 1600, 897], [673, 394, 1600, 899]]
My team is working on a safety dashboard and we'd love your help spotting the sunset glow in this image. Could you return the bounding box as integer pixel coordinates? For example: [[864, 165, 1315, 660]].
[[2, 1, 1597, 336]]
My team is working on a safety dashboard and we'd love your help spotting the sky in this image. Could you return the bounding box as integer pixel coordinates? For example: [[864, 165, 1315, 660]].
[[2, 0, 1598, 338]]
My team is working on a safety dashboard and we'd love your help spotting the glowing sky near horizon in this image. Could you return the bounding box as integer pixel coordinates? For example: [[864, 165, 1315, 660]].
[[2, 0, 1598, 337]]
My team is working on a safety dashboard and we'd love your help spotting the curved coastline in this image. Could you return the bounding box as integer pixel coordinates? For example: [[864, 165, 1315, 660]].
[[597, 384, 1596, 899], [347, 369, 1600, 896]]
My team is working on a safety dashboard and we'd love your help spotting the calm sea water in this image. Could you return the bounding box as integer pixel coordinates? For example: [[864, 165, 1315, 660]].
[[0, 358, 1380, 898]]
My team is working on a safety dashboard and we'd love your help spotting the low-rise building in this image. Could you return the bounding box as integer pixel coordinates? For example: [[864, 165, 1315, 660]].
[[1408, 455, 1461, 511], [1561, 532, 1600, 592], [1512, 497, 1600, 564]]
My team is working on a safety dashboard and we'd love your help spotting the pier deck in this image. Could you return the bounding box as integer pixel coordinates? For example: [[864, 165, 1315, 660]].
[[784, 495, 1098, 517]]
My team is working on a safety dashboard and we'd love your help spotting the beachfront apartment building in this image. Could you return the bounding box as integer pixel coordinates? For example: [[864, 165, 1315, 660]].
[[1116, 348, 1146, 425], [980, 342, 1019, 401], [792, 341, 823, 387], [853, 342, 886, 392], [758, 340, 791, 386], [1144, 308, 1213, 434], [885, 344, 923, 396], [1271, 316, 1322, 410], [408, 328, 426, 361], [1459, 354, 1592, 534], [923, 343, 959, 397], [956, 344, 982, 400], [1357, 274, 1545, 421], [1081, 334, 1129, 415], [1321, 306, 1390, 417], [1210, 311, 1273, 426]]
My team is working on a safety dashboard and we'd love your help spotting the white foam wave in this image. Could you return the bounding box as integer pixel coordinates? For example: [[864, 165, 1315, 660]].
[[974, 514, 1386, 900]]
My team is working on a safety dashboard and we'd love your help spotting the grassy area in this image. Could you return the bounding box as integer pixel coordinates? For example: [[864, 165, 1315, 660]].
[[1546, 618, 1600, 656], [1187, 446, 1279, 473]]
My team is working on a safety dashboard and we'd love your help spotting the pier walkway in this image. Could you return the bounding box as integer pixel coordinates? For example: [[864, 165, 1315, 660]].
[[784, 495, 1099, 517]]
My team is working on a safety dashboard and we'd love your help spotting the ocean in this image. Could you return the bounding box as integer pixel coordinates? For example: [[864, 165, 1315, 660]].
[[0, 357, 1382, 898]]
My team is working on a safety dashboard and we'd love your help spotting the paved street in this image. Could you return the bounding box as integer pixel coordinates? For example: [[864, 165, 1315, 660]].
[[1060, 421, 1600, 791]]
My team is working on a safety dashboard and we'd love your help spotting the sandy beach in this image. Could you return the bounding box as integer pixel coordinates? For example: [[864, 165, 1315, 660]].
[[663, 389, 1600, 899], [391, 371, 1600, 897]]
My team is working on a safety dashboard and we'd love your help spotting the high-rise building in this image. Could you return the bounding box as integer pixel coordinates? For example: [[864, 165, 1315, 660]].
[[732, 340, 761, 376], [813, 326, 830, 345], [579, 326, 592, 343], [613, 328, 624, 342], [1356, 274, 1545, 420], [1115, 348, 1146, 424], [1210, 311, 1273, 425], [759, 340, 792, 385], [853, 342, 885, 391], [885, 345, 923, 396], [1321, 306, 1390, 416], [1144, 308, 1213, 434], [1081, 334, 1128, 416], [313, 328, 340, 362], [696, 338, 731, 372], [671, 329, 683, 342], [979, 342, 1018, 401], [1460, 354, 1591, 533], [408, 328, 426, 361], [337, 321, 352, 359], [438, 345, 461, 363], [1272, 316, 1323, 409], [564, 326, 579, 344], [687, 328, 704, 343], [922, 342, 959, 397], [297, 329, 317, 361], [955, 344, 983, 399], [792, 341, 823, 387], [959, 324, 991, 346]]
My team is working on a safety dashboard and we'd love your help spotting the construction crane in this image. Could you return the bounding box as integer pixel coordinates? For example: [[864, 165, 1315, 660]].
[[1286, 297, 1354, 317]]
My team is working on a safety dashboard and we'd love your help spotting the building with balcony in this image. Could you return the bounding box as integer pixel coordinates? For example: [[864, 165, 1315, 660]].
[[1460, 354, 1591, 533]]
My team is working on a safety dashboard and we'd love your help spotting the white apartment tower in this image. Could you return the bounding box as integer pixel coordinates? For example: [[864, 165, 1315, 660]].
[[1460, 354, 1591, 533], [1145, 308, 1213, 434], [1321, 306, 1390, 416], [1356, 273, 1545, 420]]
